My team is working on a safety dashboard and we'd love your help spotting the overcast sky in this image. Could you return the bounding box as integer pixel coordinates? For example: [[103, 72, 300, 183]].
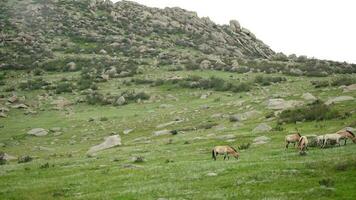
[[113, 0, 356, 63]]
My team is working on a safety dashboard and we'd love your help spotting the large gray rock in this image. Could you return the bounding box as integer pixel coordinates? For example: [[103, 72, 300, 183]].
[[87, 135, 121, 155], [66, 62, 77, 71], [343, 84, 356, 92], [253, 123, 272, 133], [115, 96, 126, 106], [153, 130, 171, 136], [302, 93, 317, 101], [325, 96, 355, 105], [229, 20, 241, 33], [27, 128, 48, 136], [267, 99, 303, 110], [253, 136, 270, 145]]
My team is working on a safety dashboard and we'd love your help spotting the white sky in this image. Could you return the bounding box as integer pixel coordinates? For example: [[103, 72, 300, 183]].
[[113, 0, 356, 63]]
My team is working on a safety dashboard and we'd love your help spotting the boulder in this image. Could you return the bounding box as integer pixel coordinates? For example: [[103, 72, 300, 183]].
[[253, 123, 272, 133], [87, 135, 121, 155], [229, 20, 241, 32], [253, 136, 270, 145], [325, 96, 355, 105], [123, 128, 134, 135], [301, 93, 317, 101], [0, 112, 7, 118], [99, 49, 107, 54], [27, 128, 48, 136], [267, 99, 303, 110], [343, 84, 356, 92], [11, 104, 28, 109], [200, 60, 211, 69], [153, 130, 171, 136], [206, 172, 218, 177], [51, 97, 71, 110], [0, 152, 17, 162], [115, 96, 126, 106], [66, 62, 77, 71], [7, 95, 18, 103]]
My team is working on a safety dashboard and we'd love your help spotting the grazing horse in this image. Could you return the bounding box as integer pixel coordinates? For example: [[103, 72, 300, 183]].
[[285, 133, 301, 149], [298, 136, 308, 152], [316, 135, 325, 147], [212, 146, 240, 160], [322, 133, 342, 148], [337, 130, 356, 145]]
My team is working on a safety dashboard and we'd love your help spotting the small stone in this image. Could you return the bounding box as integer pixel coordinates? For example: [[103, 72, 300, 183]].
[[27, 128, 48, 136]]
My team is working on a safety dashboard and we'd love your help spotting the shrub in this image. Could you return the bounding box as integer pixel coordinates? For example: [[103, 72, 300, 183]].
[[55, 82, 74, 94], [254, 75, 286, 86], [330, 76, 356, 87], [319, 178, 334, 188], [238, 143, 251, 150], [279, 100, 342, 123], [311, 80, 330, 88], [19, 78, 50, 90]]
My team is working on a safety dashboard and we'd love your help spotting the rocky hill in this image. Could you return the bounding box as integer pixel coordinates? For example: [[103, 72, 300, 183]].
[[0, 0, 274, 70]]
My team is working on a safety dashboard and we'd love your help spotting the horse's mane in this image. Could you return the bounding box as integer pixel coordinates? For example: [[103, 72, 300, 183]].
[[346, 130, 355, 137], [297, 132, 301, 137], [229, 146, 238, 152]]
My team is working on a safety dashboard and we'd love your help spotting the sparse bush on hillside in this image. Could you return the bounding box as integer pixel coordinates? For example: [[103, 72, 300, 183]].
[[278, 100, 343, 123], [311, 80, 330, 88], [330, 76, 356, 87], [55, 82, 74, 94], [19, 78, 50, 91], [254, 75, 286, 86]]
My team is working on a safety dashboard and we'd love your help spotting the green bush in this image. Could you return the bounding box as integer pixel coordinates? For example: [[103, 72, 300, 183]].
[[254, 75, 286, 86], [278, 100, 342, 123], [19, 78, 49, 90], [55, 82, 74, 94], [330, 76, 356, 87], [311, 80, 330, 88]]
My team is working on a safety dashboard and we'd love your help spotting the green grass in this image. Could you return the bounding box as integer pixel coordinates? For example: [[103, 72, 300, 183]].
[[0, 69, 356, 199]]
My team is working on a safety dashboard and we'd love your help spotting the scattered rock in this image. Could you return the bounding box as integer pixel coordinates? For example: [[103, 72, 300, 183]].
[[87, 135, 122, 155], [207, 172, 218, 177], [27, 128, 48, 136], [115, 96, 126, 106], [66, 62, 76, 71], [49, 127, 62, 133], [18, 155, 33, 163], [0, 112, 7, 118], [217, 134, 236, 140], [51, 97, 71, 110], [229, 20, 241, 32], [343, 84, 356, 92], [325, 96, 355, 105], [131, 156, 145, 163], [253, 123, 272, 133], [267, 99, 303, 110], [0, 152, 17, 162], [11, 104, 28, 109], [0, 107, 9, 112], [253, 136, 271, 145], [153, 130, 171, 136], [7, 95, 18, 103], [123, 128, 134, 135], [159, 104, 173, 109], [99, 49, 107, 54], [301, 93, 317, 101], [156, 120, 183, 129]]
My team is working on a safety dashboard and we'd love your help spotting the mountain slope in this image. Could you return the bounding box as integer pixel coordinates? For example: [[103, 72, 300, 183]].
[[0, 0, 274, 69]]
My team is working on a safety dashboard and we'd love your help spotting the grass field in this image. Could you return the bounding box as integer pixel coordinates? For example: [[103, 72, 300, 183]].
[[1, 69, 356, 199]]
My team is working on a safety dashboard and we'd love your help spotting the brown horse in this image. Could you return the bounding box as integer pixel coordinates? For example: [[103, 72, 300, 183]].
[[298, 136, 308, 152], [285, 133, 301, 149], [212, 146, 240, 160], [337, 130, 356, 145]]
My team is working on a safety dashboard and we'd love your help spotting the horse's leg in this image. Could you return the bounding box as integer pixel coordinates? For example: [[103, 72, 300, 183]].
[[344, 138, 347, 145]]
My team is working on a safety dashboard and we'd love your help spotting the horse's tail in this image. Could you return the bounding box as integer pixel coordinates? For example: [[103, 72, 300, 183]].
[[212, 149, 216, 160]]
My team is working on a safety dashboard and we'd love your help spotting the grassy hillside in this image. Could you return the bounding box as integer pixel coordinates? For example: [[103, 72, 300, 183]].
[[0, 67, 355, 199]]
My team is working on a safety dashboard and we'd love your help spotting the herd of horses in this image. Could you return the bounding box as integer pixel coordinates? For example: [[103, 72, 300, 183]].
[[285, 129, 356, 153], [212, 129, 355, 160]]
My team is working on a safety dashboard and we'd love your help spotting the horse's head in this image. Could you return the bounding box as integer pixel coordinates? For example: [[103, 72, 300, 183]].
[[233, 151, 240, 160], [352, 137, 356, 143]]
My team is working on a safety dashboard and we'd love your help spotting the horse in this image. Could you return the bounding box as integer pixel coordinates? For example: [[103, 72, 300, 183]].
[[322, 133, 342, 148], [298, 136, 308, 152], [316, 135, 326, 147], [212, 146, 240, 160], [337, 130, 356, 145], [285, 133, 301, 149]]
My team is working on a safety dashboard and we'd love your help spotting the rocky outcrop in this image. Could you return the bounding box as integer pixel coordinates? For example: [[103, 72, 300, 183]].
[[87, 135, 122, 155]]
